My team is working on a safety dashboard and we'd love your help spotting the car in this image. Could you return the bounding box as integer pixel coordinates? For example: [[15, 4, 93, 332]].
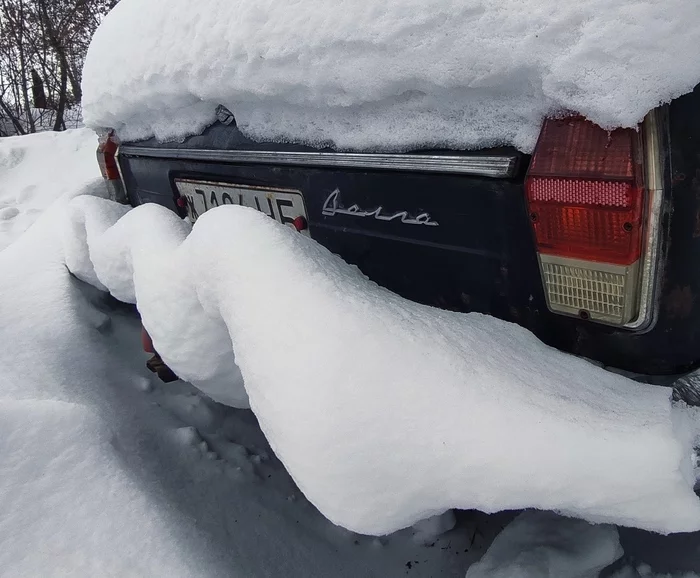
[[97, 84, 700, 383]]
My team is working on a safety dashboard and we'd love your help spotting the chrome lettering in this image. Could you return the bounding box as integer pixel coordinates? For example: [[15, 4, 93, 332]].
[[321, 189, 439, 227]]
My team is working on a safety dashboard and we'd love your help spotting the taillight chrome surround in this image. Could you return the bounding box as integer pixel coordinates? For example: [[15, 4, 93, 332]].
[[626, 109, 665, 330], [526, 110, 665, 329]]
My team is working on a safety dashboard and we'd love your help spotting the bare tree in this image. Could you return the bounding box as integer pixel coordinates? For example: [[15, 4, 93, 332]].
[[0, 0, 119, 135], [1, 0, 36, 132]]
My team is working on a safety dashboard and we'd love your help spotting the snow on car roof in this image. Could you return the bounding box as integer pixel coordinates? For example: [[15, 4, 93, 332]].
[[82, 0, 700, 152]]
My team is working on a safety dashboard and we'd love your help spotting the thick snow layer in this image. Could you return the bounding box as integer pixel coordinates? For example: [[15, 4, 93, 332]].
[[5, 128, 700, 576], [63, 199, 700, 536], [63, 197, 249, 408], [82, 0, 700, 152], [467, 511, 700, 578], [0, 399, 203, 577], [3, 130, 493, 578], [465, 511, 622, 578], [0, 152, 237, 575], [0, 129, 97, 250]]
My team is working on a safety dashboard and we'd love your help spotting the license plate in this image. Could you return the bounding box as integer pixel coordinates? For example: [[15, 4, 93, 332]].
[[175, 179, 308, 232]]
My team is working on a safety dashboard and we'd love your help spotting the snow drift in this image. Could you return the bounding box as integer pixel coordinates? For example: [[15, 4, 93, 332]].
[[467, 511, 700, 578], [0, 399, 198, 578], [0, 129, 98, 251], [82, 0, 700, 152], [63, 197, 250, 408], [0, 170, 240, 575], [465, 511, 622, 578], [3, 126, 482, 578], [62, 198, 700, 536]]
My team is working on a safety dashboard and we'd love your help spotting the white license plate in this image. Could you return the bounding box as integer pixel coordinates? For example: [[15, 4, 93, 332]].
[[175, 179, 308, 232]]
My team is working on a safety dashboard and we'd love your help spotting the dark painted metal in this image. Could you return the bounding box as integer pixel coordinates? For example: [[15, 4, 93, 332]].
[[117, 86, 700, 375]]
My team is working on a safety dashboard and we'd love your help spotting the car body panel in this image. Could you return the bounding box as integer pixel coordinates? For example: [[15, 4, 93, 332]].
[[116, 85, 700, 375]]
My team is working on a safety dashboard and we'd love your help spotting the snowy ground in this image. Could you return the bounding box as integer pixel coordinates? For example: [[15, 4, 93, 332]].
[[2, 129, 700, 577], [0, 130, 97, 251]]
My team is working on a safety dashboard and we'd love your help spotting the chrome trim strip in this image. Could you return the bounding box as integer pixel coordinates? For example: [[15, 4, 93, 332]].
[[624, 108, 666, 330], [117, 146, 518, 178]]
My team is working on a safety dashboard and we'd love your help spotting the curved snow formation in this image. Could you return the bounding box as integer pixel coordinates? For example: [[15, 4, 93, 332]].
[[82, 0, 700, 152], [63, 197, 700, 536], [63, 198, 250, 409]]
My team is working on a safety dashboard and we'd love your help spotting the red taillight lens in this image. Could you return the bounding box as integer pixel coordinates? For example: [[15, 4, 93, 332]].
[[528, 181, 643, 265], [527, 117, 637, 179], [526, 118, 643, 266], [96, 130, 126, 203], [97, 130, 120, 180], [141, 326, 155, 354]]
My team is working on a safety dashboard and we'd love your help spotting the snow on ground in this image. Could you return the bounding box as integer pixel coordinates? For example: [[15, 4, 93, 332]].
[[4, 129, 700, 576], [82, 0, 700, 152], [0, 130, 509, 577], [467, 511, 700, 578], [64, 197, 700, 536], [0, 129, 97, 251], [0, 187, 225, 575], [0, 398, 206, 577], [465, 510, 623, 578]]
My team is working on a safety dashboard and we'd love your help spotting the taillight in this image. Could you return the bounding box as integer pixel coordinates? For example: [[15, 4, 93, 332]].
[[96, 130, 127, 203], [526, 117, 646, 326]]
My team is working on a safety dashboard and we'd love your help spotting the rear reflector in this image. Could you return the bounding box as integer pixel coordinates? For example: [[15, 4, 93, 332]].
[[292, 215, 308, 232], [526, 117, 646, 326]]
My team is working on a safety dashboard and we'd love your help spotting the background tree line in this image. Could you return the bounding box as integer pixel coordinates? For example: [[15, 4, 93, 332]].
[[0, 0, 118, 136]]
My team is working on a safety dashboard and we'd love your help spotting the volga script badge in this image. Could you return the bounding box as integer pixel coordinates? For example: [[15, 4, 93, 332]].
[[321, 189, 439, 227]]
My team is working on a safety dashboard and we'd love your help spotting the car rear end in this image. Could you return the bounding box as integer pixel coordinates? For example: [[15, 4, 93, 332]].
[[98, 85, 700, 376]]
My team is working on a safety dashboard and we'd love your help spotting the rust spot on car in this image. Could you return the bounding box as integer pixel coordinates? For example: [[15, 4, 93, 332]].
[[665, 285, 695, 319]]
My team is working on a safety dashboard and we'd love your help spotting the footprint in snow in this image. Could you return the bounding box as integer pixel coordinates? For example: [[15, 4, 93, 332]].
[[16, 184, 36, 203], [0, 207, 19, 220]]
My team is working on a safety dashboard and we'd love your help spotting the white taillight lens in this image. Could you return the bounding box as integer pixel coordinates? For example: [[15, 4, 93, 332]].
[[538, 255, 640, 325]]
